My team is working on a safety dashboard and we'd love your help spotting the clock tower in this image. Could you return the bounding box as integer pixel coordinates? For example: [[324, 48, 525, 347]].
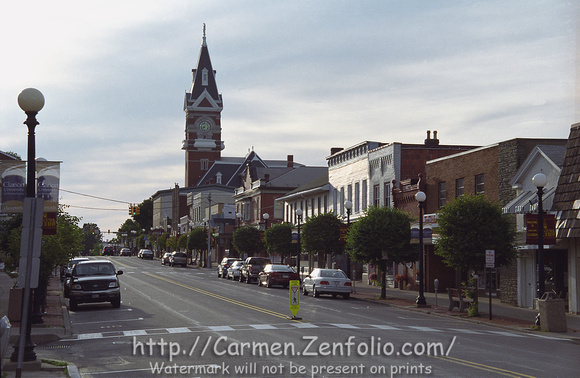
[[183, 24, 224, 187]]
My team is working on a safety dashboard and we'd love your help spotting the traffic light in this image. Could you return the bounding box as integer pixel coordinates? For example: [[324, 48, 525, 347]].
[[128, 204, 133, 215], [135, 206, 140, 215]]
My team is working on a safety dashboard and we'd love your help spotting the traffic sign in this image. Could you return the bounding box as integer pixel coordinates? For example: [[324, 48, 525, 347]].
[[485, 250, 495, 268], [289, 280, 300, 319]]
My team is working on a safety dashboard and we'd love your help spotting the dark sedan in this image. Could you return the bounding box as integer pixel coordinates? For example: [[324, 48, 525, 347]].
[[257, 264, 299, 288]]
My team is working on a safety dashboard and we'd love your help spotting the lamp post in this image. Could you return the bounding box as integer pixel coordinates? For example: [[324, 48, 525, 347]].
[[11, 88, 44, 371], [296, 208, 303, 279], [344, 200, 353, 278], [415, 191, 427, 307], [263, 212, 269, 230], [532, 172, 547, 299]]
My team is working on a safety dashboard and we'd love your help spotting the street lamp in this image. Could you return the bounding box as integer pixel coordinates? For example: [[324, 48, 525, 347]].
[[263, 212, 269, 230], [415, 191, 427, 307], [344, 200, 353, 278], [532, 172, 548, 298], [296, 208, 303, 279], [11, 88, 44, 368]]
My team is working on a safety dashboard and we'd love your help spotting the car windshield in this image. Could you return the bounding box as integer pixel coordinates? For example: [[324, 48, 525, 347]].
[[318, 270, 347, 278], [74, 263, 115, 276], [231, 261, 242, 267]]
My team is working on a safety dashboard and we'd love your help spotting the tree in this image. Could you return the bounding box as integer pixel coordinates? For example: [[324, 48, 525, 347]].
[[435, 194, 517, 274], [132, 197, 153, 232], [346, 206, 414, 299], [301, 213, 342, 268], [157, 233, 168, 252], [232, 226, 262, 257], [188, 228, 207, 265], [264, 223, 294, 263]]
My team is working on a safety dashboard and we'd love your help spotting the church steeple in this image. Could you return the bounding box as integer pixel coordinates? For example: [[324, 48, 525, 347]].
[[182, 25, 224, 187]]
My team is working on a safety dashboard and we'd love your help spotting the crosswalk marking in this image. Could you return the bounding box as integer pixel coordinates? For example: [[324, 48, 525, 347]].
[[167, 327, 192, 333], [208, 326, 234, 332], [68, 323, 562, 341]]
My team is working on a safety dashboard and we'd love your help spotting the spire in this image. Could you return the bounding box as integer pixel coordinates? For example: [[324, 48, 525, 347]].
[[202, 23, 206, 47]]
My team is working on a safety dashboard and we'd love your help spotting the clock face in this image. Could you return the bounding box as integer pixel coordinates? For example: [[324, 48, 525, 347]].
[[199, 121, 211, 132]]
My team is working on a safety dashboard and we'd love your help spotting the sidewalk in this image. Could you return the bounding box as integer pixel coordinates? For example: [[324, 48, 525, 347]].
[[349, 279, 580, 338], [0, 271, 77, 377]]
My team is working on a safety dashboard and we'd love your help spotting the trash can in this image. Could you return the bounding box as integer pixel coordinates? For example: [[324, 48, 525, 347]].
[[538, 292, 567, 332]]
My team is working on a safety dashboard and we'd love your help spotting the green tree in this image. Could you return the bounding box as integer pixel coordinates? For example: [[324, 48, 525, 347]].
[[346, 206, 414, 299], [301, 213, 342, 268], [188, 227, 208, 265], [232, 226, 262, 257], [167, 235, 178, 251], [435, 194, 518, 273], [179, 234, 188, 251], [82, 223, 101, 255], [132, 198, 153, 232], [157, 233, 168, 252], [264, 223, 294, 264]]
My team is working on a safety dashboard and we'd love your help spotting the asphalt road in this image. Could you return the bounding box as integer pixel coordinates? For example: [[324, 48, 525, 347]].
[[39, 256, 580, 377]]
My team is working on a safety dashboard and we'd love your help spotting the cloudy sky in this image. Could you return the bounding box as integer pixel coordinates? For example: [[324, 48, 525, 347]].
[[0, 1, 577, 240]]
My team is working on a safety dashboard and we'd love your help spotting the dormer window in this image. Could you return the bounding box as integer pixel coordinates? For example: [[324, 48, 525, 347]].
[[216, 172, 222, 184], [202, 68, 208, 86]]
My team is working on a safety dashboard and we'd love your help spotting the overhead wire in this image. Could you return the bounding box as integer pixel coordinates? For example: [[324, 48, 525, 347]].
[[60, 188, 132, 211]]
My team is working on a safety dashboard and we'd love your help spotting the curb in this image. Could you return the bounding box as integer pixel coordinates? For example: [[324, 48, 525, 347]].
[[350, 294, 580, 341]]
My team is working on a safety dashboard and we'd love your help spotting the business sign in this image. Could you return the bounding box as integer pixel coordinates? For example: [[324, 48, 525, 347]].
[[525, 213, 556, 245], [0, 161, 61, 213]]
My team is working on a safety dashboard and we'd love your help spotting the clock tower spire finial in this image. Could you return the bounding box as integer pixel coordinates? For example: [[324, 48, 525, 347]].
[[202, 23, 206, 47]]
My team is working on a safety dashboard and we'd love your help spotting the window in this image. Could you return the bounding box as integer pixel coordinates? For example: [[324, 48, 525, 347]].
[[333, 188, 338, 214], [438, 182, 446, 208], [216, 172, 222, 184], [475, 174, 484, 194], [202, 68, 209, 86], [384, 182, 391, 207], [362, 180, 367, 209], [200, 159, 209, 170], [373, 184, 380, 207], [354, 182, 360, 213], [340, 187, 345, 214], [347, 184, 353, 203], [456, 178, 464, 198]]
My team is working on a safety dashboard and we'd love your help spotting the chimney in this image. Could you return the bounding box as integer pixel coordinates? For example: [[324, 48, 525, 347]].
[[330, 147, 344, 155], [424, 130, 439, 146], [287, 155, 294, 168]]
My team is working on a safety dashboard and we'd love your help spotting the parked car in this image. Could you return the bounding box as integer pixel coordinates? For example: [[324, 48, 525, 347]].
[[169, 251, 187, 267], [302, 268, 352, 299], [226, 261, 243, 280], [61, 256, 89, 282], [138, 249, 153, 259], [161, 252, 171, 265], [120, 248, 131, 256], [62, 257, 90, 297], [66, 260, 123, 310], [239, 257, 271, 284], [257, 264, 299, 288], [217, 258, 240, 278]]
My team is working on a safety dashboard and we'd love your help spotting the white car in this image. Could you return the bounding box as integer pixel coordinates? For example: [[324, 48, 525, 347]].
[[226, 261, 243, 280], [302, 268, 352, 299]]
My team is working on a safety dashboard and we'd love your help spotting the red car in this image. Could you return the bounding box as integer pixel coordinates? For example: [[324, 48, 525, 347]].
[[257, 264, 299, 288]]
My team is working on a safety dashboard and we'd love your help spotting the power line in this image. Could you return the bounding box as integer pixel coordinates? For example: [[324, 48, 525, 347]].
[[65, 204, 127, 211], [60, 189, 131, 204]]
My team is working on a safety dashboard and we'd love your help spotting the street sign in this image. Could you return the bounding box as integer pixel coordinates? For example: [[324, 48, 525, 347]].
[[485, 250, 495, 268], [289, 280, 300, 318]]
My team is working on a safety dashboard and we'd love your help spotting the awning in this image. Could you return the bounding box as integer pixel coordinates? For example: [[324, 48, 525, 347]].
[[502, 187, 556, 214]]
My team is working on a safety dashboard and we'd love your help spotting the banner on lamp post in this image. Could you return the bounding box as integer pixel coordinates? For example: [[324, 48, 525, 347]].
[[0, 161, 60, 213]]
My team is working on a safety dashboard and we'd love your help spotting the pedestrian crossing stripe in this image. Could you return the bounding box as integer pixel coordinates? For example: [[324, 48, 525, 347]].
[[65, 323, 563, 341]]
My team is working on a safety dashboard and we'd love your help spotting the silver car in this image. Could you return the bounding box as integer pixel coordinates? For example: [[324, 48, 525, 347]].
[[169, 251, 187, 267], [227, 261, 243, 280], [302, 268, 352, 299]]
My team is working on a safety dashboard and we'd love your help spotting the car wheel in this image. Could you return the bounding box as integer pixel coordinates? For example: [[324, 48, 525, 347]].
[[246, 276, 252, 284], [239, 274, 244, 282], [343, 293, 350, 300], [332, 294, 337, 299], [313, 286, 320, 298], [69, 298, 78, 311], [302, 286, 308, 295], [111, 297, 121, 308]]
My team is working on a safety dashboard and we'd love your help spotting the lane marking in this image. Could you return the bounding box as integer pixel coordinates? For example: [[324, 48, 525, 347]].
[[143, 272, 298, 321], [434, 355, 536, 378]]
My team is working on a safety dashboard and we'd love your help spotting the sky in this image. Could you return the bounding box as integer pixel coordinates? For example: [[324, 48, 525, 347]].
[[0, 1, 578, 240]]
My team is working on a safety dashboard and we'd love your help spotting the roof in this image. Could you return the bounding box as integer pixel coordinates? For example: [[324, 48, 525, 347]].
[[552, 123, 580, 238]]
